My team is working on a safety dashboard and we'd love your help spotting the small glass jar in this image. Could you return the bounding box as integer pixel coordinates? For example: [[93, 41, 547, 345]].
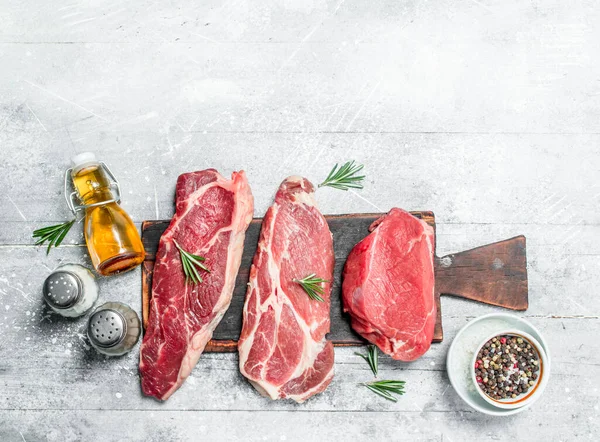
[[42, 264, 98, 317], [87, 302, 141, 356]]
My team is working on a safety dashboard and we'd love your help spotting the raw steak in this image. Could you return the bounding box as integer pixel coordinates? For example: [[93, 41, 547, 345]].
[[140, 169, 253, 400], [238, 176, 335, 402], [342, 208, 435, 361]]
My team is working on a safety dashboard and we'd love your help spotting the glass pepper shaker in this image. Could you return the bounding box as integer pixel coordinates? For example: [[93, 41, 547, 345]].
[[87, 302, 141, 356], [42, 264, 98, 317]]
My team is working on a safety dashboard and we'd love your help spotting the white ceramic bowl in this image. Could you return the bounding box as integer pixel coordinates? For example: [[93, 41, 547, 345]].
[[446, 313, 551, 416], [470, 329, 549, 410]]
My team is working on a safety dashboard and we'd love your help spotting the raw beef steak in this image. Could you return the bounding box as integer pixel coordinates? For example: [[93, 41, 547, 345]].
[[238, 176, 335, 402], [140, 169, 253, 400], [342, 208, 435, 361]]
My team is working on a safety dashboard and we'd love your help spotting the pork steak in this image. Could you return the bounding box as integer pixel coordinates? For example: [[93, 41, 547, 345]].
[[140, 169, 253, 400], [342, 208, 435, 361], [238, 176, 335, 402]]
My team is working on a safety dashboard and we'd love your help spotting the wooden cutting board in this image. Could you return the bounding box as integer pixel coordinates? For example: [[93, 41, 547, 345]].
[[141, 212, 528, 351]]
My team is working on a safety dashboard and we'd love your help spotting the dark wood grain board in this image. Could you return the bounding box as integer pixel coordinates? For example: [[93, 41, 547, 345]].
[[141, 212, 528, 351]]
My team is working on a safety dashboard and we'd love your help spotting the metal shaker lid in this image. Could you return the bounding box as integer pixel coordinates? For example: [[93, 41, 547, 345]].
[[43, 270, 82, 309], [87, 309, 126, 348]]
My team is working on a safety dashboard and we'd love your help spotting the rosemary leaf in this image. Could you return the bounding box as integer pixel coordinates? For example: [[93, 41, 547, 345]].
[[362, 380, 406, 402], [293, 273, 328, 302], [33, 224, 66, 235], [370, 345, 378, 376], [181, 252, 198, 284], [364, 383, 397, 402], [355, 345, 378, 376], [32, 219, 76, 255], [173, 239, 210, 284], [187, 257, 202, 284], [54, 220, 73, 248], [318, 160, 365, 191], [185, 253, 208, 268]]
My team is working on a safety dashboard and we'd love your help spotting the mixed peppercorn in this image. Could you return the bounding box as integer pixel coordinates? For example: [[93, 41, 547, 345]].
[[474, 334, 540, 400]]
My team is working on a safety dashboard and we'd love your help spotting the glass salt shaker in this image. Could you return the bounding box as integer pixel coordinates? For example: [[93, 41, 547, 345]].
[[42, 264, 98, 317], [87, 302, 141, 356]]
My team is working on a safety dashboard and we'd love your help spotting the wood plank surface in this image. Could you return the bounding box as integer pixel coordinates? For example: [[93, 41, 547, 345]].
[[0, 222, 596, 441], [1, 0, 599, 441]]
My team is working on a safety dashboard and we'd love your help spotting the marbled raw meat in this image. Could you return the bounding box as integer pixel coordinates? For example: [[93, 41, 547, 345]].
[[140, 169, 253, 400], [238, 176, 335, 402]]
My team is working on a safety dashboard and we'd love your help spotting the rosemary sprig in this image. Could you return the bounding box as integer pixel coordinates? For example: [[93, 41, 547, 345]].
[[355, 343, 405, 402], [318, 160, 365, 191], [355, 345, 378, 376], [292, 273, 328, 302], [32, 219, 76, 254], [362, 380, 406, 402], [173, 239, 210, 284]]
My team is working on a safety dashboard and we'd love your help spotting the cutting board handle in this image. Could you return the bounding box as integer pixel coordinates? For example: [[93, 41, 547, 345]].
[[433, 235, 528, 341]]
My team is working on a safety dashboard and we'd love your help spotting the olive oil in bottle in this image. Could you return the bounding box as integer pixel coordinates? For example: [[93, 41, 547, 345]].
[[70, 153, 145, 276]]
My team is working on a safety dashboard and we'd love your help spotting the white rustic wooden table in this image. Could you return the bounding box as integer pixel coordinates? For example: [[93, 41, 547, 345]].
[[1, 1, 598, 441]]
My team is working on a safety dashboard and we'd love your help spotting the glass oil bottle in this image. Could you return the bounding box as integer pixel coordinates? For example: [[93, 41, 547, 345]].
[[66, 152, 145, 276]]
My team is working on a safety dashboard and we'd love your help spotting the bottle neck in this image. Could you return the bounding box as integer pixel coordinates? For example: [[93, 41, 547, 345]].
[[71, 163, 115, 206]]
